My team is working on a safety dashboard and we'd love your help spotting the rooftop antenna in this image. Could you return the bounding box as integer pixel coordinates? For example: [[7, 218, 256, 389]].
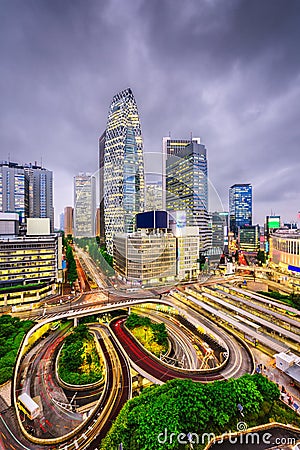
[[8, 152, 10, 162], [190, 131, 193, 142], [168, 130, 171, 138], [40, 156, 43, 168]]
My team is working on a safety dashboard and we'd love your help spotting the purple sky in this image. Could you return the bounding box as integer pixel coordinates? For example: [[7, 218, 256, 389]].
[[1, 0, 300, 226]]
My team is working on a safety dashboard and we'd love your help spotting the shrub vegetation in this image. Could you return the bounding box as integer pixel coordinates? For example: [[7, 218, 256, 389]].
[[126, 313, 168, 356], [58, 324, 103, 385], [0, 315, 33, 384], [101, 374, 287, 449]]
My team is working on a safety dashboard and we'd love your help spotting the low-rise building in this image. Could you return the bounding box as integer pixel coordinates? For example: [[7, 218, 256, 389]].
[[0, 216, 62, 309], [269, 229, 300, 273], [113, 229, 176, 285], [275, 352, 300, 389], [171, 225, 200, 280], [0, 212, 19, 236], [239, 224, 260, 253]]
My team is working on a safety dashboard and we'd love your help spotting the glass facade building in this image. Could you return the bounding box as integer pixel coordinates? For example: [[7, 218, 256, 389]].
[[24, 164, 54, 232], [229, 183, 252, 236], [74, 173, 96, 238], [98, 131, 106, 245], [0, 162, 29, 223], [239, 224, 260, 252], [207, 211, 229, 262], [145, 182, 163, 211], [162, 137, 200, 210], [104, 88, 145, 254], [0, 161, 54, 230], [113, 230, 176, 284], [166, 141, 211, 250]]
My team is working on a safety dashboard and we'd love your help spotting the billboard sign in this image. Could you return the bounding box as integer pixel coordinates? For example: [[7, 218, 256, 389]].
[[267, 216, 280, 229]]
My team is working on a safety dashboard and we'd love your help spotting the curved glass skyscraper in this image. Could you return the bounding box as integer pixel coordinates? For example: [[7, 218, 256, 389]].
[[104, 88, 145, 254]]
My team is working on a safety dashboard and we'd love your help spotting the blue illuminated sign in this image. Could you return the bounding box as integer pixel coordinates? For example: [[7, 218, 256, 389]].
[[288, 265, 300, 273]]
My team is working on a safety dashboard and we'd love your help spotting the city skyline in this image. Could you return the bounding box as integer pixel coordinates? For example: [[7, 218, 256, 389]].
[[1, 1, 300, 226]]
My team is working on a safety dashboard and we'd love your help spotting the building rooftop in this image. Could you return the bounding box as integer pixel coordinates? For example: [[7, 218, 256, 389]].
[[272, 229, 300, 239], [286, 363, 300, 384]]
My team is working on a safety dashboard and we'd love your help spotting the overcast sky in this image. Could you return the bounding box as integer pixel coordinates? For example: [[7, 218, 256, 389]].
[[1, 0, 300, 227]]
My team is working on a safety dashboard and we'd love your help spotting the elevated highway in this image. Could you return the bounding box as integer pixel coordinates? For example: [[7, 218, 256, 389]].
[[11, 292, 256, 449]]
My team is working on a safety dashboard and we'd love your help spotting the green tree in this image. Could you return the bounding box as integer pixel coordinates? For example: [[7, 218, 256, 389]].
[[86, 353, 92, 370], [0, 367, 13, 384], [65, 243, 78, 283], [61, 341, 83, 372], [101, 375, 282, 449], [257, 249, 266, 265]]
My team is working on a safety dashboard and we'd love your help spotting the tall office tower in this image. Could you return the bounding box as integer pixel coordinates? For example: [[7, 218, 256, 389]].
[[98, 131, 106, 245], [162, 137, 200, 210], [0, 161, 29, 222], [209, 211, 229, 261], [64, 206, 73, 236], [24, 163, 54, 231], [74, 174, 96, 238], [229, 183, 252, 236], [95, 207, 101, 237], [145, 182, 163, 211], [59, 213, 64, 230], [103, 88, 145, 254], [166, 140, 211, 250]]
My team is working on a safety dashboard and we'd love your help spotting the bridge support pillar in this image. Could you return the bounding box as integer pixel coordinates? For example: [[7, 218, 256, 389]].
[[128, 306, 131, 315], [73, 317, 78, 327]]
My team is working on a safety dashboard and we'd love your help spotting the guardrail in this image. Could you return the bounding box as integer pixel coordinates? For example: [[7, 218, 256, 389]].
[[12, 321, 120, 448], [122, 318, 230, 375]]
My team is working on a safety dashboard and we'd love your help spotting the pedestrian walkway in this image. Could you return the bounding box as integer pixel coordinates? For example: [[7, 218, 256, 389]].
[[252, 348, 300, 412]]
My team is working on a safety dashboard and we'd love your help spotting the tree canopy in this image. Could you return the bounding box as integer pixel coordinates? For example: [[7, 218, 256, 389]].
[[101, 375, 280, 450], [58, 324, 102, 385], [75, 237, 114, 276], [257, 250, 266, 265], [65, 242, 78, 283], [0, 315, 33, 384]]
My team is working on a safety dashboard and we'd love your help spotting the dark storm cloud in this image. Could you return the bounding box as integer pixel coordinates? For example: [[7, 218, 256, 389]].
[[0, 0, 299, 225]]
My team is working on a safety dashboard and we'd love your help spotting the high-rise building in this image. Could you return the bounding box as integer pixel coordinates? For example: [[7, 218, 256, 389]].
[[114, 229, 176, 285], [95, 207, 101, 237], [166, 140, 211, 250], [170, 223, 200, 280], [162, 137, 200, 210], [239, 224, 260, 253], [0, 161, 54, 230], [103, 88, 145, 254], [0, 161, 29, 223], [98, 131, 106, 245], [59, 213, 64, 231], [64, 206, 73, 236], [145, 182, 163, 211], [74, 174, 96, 238], [229, 183, 252, 236], [24, 163, 54, 231], [207, 211, 229, 262]]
